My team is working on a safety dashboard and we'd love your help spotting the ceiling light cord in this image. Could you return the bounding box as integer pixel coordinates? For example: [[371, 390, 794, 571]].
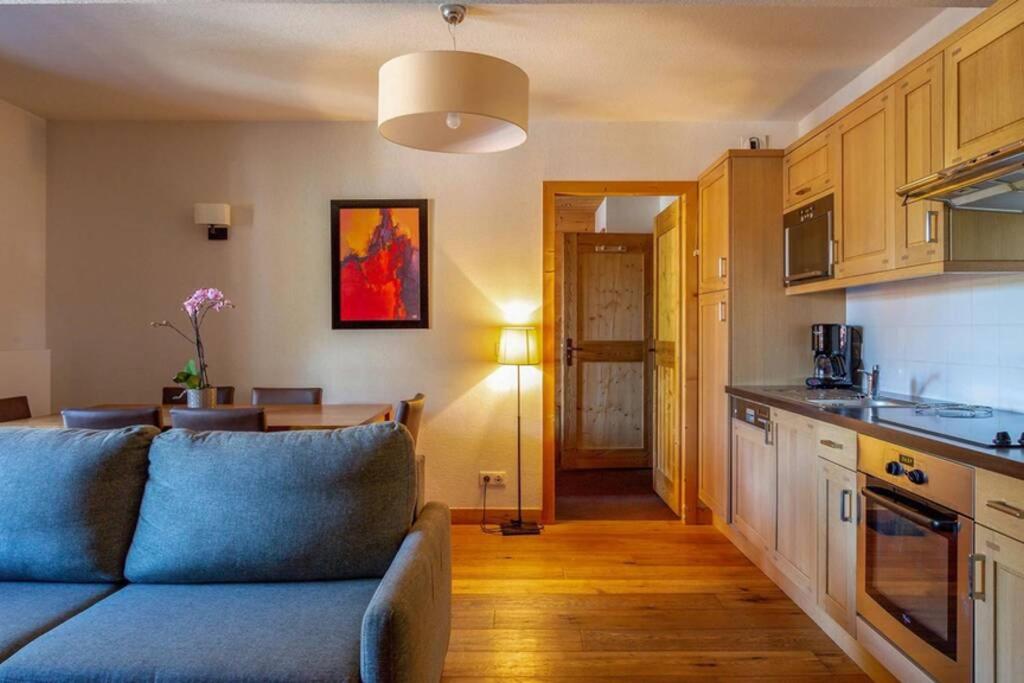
[[448, 21, 457, 51]]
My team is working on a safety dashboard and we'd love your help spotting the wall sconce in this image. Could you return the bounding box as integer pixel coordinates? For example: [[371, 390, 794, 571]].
[[194, 203, 232, 240]]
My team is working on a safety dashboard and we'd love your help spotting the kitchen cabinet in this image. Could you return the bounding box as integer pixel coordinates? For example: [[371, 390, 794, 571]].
[[783, 127, 837, 210], [944, 0, 1024, 167], [731, 418, 775, 551], [976, 467, 1024, 542], [895, 54, 946, 268], [974, 525, 1024, 683], [772, 410, 818, 597], [698, 290, 730, 520], [834, 87, 897, 280], [817, 457, 857, 635], [698, 160, 730, 293]]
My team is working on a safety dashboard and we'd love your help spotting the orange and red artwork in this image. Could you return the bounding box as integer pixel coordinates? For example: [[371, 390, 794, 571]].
[[330, 200, 428, 329]]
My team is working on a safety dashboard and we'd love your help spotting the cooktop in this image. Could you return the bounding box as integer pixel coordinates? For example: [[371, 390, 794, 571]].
[[876, 403, 1024, 449]]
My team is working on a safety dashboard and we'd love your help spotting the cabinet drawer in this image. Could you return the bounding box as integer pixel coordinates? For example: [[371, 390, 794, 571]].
[[783, 127, 836, 209], [815, 422, 857, 470], [976, 468, 1024, 542]]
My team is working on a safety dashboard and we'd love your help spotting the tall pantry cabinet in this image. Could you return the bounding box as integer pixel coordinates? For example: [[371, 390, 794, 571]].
[[696, 150, 845, 521]]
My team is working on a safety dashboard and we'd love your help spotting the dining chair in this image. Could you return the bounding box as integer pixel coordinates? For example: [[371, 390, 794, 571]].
[[250, 387, 323, 405], [62, 407, 162, 429], [0, 396, 31, 423], [396, 393, 426, 445], [169, 407, 266, 432], [162, 386, 236, 405]]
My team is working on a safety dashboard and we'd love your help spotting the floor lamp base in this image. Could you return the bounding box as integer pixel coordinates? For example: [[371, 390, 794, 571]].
[[500, 519, 542, 536]]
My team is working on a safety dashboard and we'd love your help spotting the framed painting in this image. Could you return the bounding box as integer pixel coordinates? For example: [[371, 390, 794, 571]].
[[330, 199, 429, 329]]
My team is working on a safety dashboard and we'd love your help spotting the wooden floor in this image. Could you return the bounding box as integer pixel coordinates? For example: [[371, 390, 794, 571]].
[[444, 520, 870, 681], [556, 469, 679, 521]]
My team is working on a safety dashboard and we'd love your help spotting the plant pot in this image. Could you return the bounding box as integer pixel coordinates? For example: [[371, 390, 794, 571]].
[[186, 388, 217, 408]]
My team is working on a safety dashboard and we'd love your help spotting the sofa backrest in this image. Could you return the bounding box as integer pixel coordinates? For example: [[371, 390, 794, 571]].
[[124, 422, 417, 583], [0, 426, 159, 582]]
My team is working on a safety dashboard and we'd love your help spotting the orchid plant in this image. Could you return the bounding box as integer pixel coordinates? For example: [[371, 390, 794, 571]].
[[150, 288, 234, 391]]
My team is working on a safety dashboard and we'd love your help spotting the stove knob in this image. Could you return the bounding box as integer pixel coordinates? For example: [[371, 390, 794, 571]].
[[906, 469, 927, 485], [1019, 432, 1024, 446], [885, 461, 904, 476], [994, 431, 1013, 447]]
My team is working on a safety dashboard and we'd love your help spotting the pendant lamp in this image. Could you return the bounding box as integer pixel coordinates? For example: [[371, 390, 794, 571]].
[[378, 4, 529, 154]]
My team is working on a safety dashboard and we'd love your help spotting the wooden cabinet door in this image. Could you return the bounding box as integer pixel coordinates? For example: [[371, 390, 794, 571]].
[[783, 127, 837, 209], [772, 410, 818, 596], [731, 418, 775, 551], [698, 160, 729, 293], [835, 87, 896, 279], [817, 458, 857, 635], [975, 525, 1024, 683], [895, 54, 947, 267], [945, 0, 1024, 167], [698, 290, 730, 520]]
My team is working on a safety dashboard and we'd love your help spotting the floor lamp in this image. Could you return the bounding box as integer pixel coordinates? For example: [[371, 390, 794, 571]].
[[497, 326, 542, 536]]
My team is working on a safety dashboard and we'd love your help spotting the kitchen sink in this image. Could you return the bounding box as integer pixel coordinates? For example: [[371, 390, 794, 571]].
[[806, 397, 916, 409]]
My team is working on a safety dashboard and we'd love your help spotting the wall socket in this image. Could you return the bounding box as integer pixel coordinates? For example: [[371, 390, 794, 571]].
[[479, 471, 507, 487]]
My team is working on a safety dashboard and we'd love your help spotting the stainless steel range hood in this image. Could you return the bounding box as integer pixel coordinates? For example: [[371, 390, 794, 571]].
[[897, 139, 1024, 213]]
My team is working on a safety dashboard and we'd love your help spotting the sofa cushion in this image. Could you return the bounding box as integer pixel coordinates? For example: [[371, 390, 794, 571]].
[[0, 426, 159, 581], [0, 581, 379, 682], [125, 422, 416, 583], [0, 583, 119, 664]]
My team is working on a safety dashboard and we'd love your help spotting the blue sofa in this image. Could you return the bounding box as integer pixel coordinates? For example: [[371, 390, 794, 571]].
[[0, 423, 451, 682]]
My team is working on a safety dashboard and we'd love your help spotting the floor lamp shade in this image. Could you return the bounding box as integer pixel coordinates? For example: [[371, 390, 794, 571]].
[[497, 326, 539, 366], [378, 50, 529, 154]]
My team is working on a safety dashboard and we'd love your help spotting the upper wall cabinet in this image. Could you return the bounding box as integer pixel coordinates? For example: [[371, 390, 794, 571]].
[[895, 54, 946, 268], [698, 161, 730, 293], [944, 0, 1024, 167], [834, 88, 896, 280], [783, 127, 837, 210]]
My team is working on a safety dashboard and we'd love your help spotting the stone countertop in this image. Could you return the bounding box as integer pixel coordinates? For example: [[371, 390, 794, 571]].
[[726, 385, 1024, 481]]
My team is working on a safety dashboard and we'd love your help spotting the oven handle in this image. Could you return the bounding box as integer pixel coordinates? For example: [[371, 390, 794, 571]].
[[861, 487, 960, 532]]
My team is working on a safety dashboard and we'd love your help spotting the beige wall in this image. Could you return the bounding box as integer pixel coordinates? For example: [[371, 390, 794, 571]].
[[46, 119, 796, 510], [0, 98, 49, 415]]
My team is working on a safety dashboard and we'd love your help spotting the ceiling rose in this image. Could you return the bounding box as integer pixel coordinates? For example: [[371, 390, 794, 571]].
[[377, 4, 529, 154]]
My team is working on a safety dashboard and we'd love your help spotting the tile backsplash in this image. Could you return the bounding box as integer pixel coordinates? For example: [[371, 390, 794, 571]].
[[846, 273, 1024, 410]]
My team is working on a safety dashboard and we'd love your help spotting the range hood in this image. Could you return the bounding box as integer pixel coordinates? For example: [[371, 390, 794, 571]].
[[897, 139, 1024, 213]]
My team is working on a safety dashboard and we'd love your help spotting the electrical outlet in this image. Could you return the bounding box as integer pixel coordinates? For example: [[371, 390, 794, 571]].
[[479, 471, 507, 487]]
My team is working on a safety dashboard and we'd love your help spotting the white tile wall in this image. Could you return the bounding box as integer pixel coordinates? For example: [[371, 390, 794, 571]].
[[846, 273, 1024, 410]]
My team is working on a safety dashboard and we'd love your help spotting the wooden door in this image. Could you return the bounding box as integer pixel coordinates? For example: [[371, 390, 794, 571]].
[[896, 54, 947, 267], [835, 87, 896, 280], [773, 410, 818, 597], [731, 418, 775, 551], [653, 200, 681, 515], [783, 127, 837, 209], [698, 161, 729, 293], [817, 458, 857, 635], [698, 289, 729, 519], [945, 1, 1024, 167], [975, 524, 1024, 683], [562, 232, 653, 469]]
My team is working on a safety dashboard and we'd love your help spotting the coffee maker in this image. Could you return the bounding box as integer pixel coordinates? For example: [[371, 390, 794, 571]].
[[806, 324, 862, 389]]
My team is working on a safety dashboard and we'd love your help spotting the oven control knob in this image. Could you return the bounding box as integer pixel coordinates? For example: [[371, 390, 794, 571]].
[[885, 461, 904, 476], [906, 469, 927, 485], [994, 431, 1013, 447]]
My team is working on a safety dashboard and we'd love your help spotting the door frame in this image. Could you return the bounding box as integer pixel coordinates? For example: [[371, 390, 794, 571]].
[[543, 181, 699, 524]]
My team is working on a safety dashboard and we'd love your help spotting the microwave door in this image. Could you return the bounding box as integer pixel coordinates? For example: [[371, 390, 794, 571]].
[[785, 212, 833, 284]]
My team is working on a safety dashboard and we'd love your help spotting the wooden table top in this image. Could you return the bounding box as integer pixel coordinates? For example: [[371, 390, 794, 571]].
[[2, 403, 393, 431]]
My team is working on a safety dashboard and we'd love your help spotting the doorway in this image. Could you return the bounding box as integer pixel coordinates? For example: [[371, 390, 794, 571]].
[[543, 182, 699, 524]]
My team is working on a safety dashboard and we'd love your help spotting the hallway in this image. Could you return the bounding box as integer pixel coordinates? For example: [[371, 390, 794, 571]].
[[555, 468, 678, 521]]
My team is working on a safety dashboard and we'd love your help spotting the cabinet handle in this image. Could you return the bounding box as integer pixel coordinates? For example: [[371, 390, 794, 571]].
[[987, 500, 1024, 519], [795, 186, 811, 196], [924, 210, 939, 243], [819, 439, 844, 450], [840, 489, 853, 522], [717, 256, 727, 280], [969, 553, 986, 601], [764, 420, 774, 446], [718, 301, 727, 322]]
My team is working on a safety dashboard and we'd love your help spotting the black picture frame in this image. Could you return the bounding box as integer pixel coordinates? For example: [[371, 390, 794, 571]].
[[330, 199, 429, 329]]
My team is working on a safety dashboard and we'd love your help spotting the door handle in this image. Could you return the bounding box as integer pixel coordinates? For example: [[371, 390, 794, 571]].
[[969, 553, 986, 601], [986, 500, 1024, 519], [718, 301, 727, 322], [924, 210, 939, 243], [565, 338, 584, 367], [840, 489, 853, 522], [795, 186, 811, 196], [717, 256, 727, 280], [764, 420, 774, 446], [820, 439, 844, 450]]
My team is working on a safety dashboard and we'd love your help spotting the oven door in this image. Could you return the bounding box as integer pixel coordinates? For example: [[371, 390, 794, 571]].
[[784, 204, 833, 285], [857, 474, 973, 682]]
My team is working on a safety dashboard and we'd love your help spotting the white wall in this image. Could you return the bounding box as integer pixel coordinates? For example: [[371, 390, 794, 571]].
[[0, 98, 50, 416], [598, 196, 673, 234], [46, 119, 797, 510]]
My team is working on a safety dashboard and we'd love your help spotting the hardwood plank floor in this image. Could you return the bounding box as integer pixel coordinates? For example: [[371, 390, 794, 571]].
[[444, 521, 870, 681]]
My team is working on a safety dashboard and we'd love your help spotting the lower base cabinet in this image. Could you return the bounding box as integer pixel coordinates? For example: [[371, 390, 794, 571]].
[[817, 457, 858, 634], [975, 525, 1024, 682], [731, 418, 775, 551], [773, 411, 818, 597]]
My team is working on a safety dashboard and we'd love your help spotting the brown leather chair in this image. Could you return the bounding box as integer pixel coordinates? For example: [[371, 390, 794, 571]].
[[162, 386, 236, 405], [170, 407, 266, 432], [250, 387, 322, 405], [0, 396, 31, 423], [62, 407, 162, 429], [396, 393, 426, 445]]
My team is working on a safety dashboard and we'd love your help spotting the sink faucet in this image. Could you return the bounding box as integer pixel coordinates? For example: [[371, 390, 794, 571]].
[[859, 364, 880, 399]]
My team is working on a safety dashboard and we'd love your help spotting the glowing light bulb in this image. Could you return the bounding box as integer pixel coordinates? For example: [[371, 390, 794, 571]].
[[445, 112, 462, 130]]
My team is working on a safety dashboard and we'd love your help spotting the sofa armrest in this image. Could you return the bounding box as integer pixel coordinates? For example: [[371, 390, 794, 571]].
[[361, 502, 452, 683]]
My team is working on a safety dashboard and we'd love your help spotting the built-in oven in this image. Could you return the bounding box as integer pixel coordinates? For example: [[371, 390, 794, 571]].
[[857, 445, 975, 682], [783, 194, 834, 286]]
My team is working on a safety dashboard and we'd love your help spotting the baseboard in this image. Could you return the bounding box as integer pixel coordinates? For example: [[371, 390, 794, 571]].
[[451, 507, 543, 525]]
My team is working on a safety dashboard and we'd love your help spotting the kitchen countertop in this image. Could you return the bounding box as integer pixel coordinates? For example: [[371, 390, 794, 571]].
[[727, 385, 1024, 480]]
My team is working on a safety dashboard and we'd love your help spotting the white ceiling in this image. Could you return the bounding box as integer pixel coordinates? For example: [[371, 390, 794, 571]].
[[0, 2, 962, 122]]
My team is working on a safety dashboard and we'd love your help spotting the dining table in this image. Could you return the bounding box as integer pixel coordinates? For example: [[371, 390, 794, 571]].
[[2, 403, 394, 431]]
